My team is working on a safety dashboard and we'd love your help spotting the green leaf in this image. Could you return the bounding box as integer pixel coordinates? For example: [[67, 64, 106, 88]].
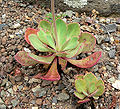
[[93, 85, 105, 97], [25, 28, 39, 44], [75, 79, 87, 95], [96, 79, 104, 87], [67, 23, 80, 39], [38, 20, 51, 32], [28, 53, 55, 64], [74, 91, 85, 99], [79, 32, 96, 53], [37, 30, 55, 49], [14, 51, 38, 66], [65, 51, 102, 68], [53, 19, 67, 50], [62, 37, 79, 51], [29, 34, 54, 52], [84, 73, 97, 86], [88, 82, 97, 94], [75, 74, 83, 80], [65, 43, 84, 58]]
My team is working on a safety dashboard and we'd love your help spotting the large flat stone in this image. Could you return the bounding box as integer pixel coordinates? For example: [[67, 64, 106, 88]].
[[25, 0, 120, 16]]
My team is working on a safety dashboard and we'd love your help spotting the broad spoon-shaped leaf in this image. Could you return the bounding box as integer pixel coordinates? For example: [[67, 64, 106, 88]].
[[25, 28, 39, 44], [14, 51, 38, 66], [34, 58, 60, 81], [65, 51, 102, 68]]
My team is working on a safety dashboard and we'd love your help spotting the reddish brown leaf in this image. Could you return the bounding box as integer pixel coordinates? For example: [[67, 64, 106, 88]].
[[34, 58, 60, 81]]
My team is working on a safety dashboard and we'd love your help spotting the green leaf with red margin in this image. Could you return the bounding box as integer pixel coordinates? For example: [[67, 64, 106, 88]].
[[34, 58, 60, 81], [88, 82, 97, 94], [37, 29, 55, 49], [74, 91, 86, 99], [28, 53, 55, 64], [84, 72, 97, 88], [93, 85, 105, 97], [14, 51, 38, 66], [67, 23, 80, 39], [65, 51, 102, 68], [25, 28, 39, 44], [38, 20, 51, 32], [79, 32, 96, 53], [65, 43, 84, 58], [29, 34, 54, 52], [75, 79, 87, 95], [62, 37, 79, 51], [52, 19, 67, 50], [58, 57, 67, 70]]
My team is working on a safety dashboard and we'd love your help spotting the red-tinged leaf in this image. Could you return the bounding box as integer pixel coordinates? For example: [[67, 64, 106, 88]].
[[74, 91, 86, 99], [34, 58, 60, 81], [77, 98, 90, 103], [58, 57, 67, 70], [79, 32, 96, 53], [65, 51, 102, 68], [74, 74, 84, 80], [15, 51, 38, 66], [25, 28, 39, 44], [28, 53, 55, 64]]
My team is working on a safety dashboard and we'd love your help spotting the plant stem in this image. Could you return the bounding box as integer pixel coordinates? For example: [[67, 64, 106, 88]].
[[51, 0, 58, 50]]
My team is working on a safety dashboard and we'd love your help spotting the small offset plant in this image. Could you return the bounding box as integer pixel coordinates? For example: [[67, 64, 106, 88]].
[[74, 72, 105, 103], [14, 0, 101, 81], [44, 12, 66, 22]]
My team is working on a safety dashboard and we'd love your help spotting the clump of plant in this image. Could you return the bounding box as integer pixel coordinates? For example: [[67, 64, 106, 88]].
[[14, 0, 101, 81], [74, 72, 105, 103]]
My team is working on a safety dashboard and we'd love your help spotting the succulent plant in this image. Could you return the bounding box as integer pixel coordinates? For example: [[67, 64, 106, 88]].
[[74, 72, 105, 103], [14, 0, 101, 81], [15, 18, 101, 81]]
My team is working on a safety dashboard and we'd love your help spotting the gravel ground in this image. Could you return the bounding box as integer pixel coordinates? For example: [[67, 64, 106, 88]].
[[0, 0, 120, 109]]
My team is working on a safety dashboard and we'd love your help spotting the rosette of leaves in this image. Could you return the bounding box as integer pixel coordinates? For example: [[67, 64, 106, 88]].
[[74, 72, 105, 103], [15, 18, 101, 81]]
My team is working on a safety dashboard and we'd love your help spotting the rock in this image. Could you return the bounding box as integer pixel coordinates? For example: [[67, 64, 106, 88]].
[[107, 77, 116, 84], [1, 90, 6, 97], [7, 88, 14, 95], [0, 98, 4, 104], [0, 104, 6, 109], [41, 80, 52, 86], [108, 49, 116, 58], [36, 98, 42, 105], [103, 24, 117, 33], [13, 23, 21, 29], [38, 88, 47, 97], [32, 107, 38, 109], [29, 78, 41, 83], [2, 36, 7, 45], [112, 80, 120, 90], [22, 97, 29, 103], [11, 98, 19, 107], [9, 35, 15, 38], [57, 92, 69, 101], [115, 103, 120, 109], [0, 24, 6, 30], [95, 35, 104, 44], [32, 85, 41, 92], [34, 0, 120, 16], [52, 97, 57, 103], [18, 85, 23, 91], [118, 74, 120, 80], [64, 10, 74, 18]]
